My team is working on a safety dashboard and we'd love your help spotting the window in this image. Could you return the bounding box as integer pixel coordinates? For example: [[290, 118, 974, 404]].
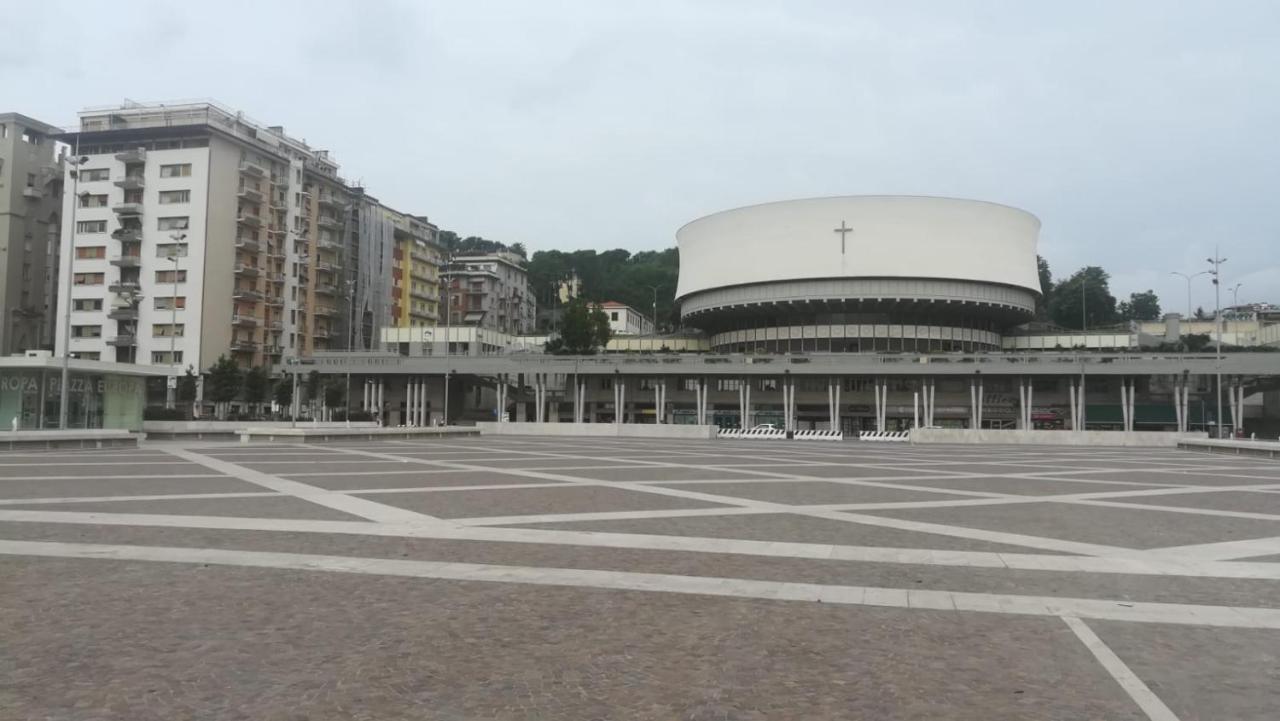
[[156, 243, 188, 258], [73, 272, 104, 285], [155, 269, 188, 283], [154, 296, 187, 310], [160, 163, 192, 178], [76, 220, 107, 234], [0, 124, 5, 138], [80, 168, 109, 182], [76, 352, 100, 361], [158, 190, 190, 204], [152, 351, 183, 364], [157, 216, 189, 231], [152, 324, 185, 337], [71, 325, 102, 338], [73, 298, 103, 311], [79, 194, 108, 208], [610, 311, 619, 321], [75, 246, 106, 259], [21, 129, 39, 144]]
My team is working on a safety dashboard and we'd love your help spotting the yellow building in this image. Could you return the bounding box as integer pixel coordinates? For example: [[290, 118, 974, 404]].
[[392, 215, 443, 327]]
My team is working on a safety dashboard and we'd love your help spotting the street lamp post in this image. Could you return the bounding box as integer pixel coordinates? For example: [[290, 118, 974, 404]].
[[58, 144, 90, 429], [440, 251, 455, 426], [1170, 270, 1210, 319], [1206, 249, 1228, 438], [1230, 283, 1243, 308], [344, 278, 357, 423]]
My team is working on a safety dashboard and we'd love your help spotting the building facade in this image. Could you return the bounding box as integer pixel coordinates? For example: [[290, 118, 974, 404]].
[[677, 196, 1040, 352], [0, 113, 64, 356], [52, 100, 433, 371], [391, 214, 443, 328], [442, 251, 536, 334], [598, 301, 654, 336]]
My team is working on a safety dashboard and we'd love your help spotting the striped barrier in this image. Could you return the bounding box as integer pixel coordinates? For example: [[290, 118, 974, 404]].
[[717, 428, 788, 440], [858, 430, 911, 442], [793, 429, 844, 441]]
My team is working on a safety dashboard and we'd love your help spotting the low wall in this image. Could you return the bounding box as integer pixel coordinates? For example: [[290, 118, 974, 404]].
[[1178, 438, 1280, 459], [144, 420, 378, 441], [477, 422, 719, 440], [0, 429, 138, 451], [238, 426, 478, 444], [909, 428, 1208, 448]]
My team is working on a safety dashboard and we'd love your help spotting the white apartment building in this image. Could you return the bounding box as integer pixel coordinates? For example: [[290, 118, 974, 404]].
[[54, 101, 372, 371], [597, 300, 654, 336]]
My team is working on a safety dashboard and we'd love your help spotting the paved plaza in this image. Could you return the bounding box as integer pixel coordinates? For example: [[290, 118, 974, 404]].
[[2, 437, 1279, 720]]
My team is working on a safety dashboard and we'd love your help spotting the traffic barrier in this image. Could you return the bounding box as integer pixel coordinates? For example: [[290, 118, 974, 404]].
[[718, 427, 787, 440], [793, 429, 844, 441], [858, 430, 910, 442]]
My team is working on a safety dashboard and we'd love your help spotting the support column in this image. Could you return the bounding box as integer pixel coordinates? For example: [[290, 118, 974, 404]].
[[969, 378, 978, 430], [1237, 382, 1245, 434], [619, 380, 626, 424], [834, 379, 842, 431], [1026, 379, 1034, 430], [578, 379, 586, 423], [407, 378, 417, 426], [875, 378, 886, 433], [913, 390, 919, 429], [977, 378, 984, 429], [1018, 379, 1027, 430], [377, 380, 384, 423], [827, 378, 836, 430], [418, 377, 427, 427], [928, 379, 935, 427], [744, 381, 752, 428], [1120, 377, 1130, 432], [1068, 378, 1078, 432]]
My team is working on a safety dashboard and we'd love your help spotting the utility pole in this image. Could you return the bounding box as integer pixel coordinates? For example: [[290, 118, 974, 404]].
[[1206, 249, 1227, 438], [59, 138, 88, 429], [441, 250, 454, 426], [643, 284, 660, 336], [1230, 283, 1243, 308]]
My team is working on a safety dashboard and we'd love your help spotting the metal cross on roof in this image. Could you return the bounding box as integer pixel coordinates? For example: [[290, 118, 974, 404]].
[[833, 220, 852, 255]]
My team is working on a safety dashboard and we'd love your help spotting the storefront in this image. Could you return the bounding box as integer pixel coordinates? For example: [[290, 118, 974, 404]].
[[0, 356, 167, 431]]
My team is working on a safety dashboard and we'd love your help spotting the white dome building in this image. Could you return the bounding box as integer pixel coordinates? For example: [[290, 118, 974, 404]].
[[676, 196, 1042, 352]]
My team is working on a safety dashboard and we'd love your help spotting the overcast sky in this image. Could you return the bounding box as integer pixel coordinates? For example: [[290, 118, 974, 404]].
[[8, 1, 1278, 311]]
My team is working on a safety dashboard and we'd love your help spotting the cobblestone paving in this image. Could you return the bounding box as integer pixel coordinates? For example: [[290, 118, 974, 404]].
[[2, 436, 1279, 720]]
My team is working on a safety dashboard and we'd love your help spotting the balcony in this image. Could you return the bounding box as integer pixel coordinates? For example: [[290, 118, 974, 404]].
[[263, 344, 284, 356], [108, 281, 142, 295], [266, 248, 285, 261], [313, 305, 337, 317], [410, 287, 435, 301], [265, 296, 284, 308], [270, 175, 289, 188], [114, 147, 146, 164], [314, 283, 338, 296], [114, 175, 145, 191], [112, 227, 143, 243], [311, 328, 330, 340], [317, 215, 343, 230], [318, 194, 343, 209], [236, 212, 262, 227], [234, 237, 260, 253], [109, 255, 142, 268], [238, 160, 266, 177], [112, 202, 144, 216], [230, 339, 259, 353], [237, 186, 264, 203], [267, 272, 286, 283], [315, 261, 336, 273], [317, 237, 343, 252], [268, 320, 284, 331], [107, 306, 138, 321], [266, 224, 287, 237], [106, 334, 138, 347], [22, 186, 44, 200], [234, 263, 260, 277], [231, 314, 258, 327], [232, 288, 262, 302]]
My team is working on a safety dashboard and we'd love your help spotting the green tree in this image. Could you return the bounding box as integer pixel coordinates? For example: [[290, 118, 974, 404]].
[[323, 378, 346, 410], [545, 297, 611, 354], [243, 366, 271, 418], [1035, 256, 1053, 320], [1194, 306, 1208, 320], [177, 365, 198, 404], [1048, 267, 1118, 330], [273, 376, 293, 413], [1118, 290, 1161, 321], [305, 370, 321, 416], [206, 355, 242, 420]]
